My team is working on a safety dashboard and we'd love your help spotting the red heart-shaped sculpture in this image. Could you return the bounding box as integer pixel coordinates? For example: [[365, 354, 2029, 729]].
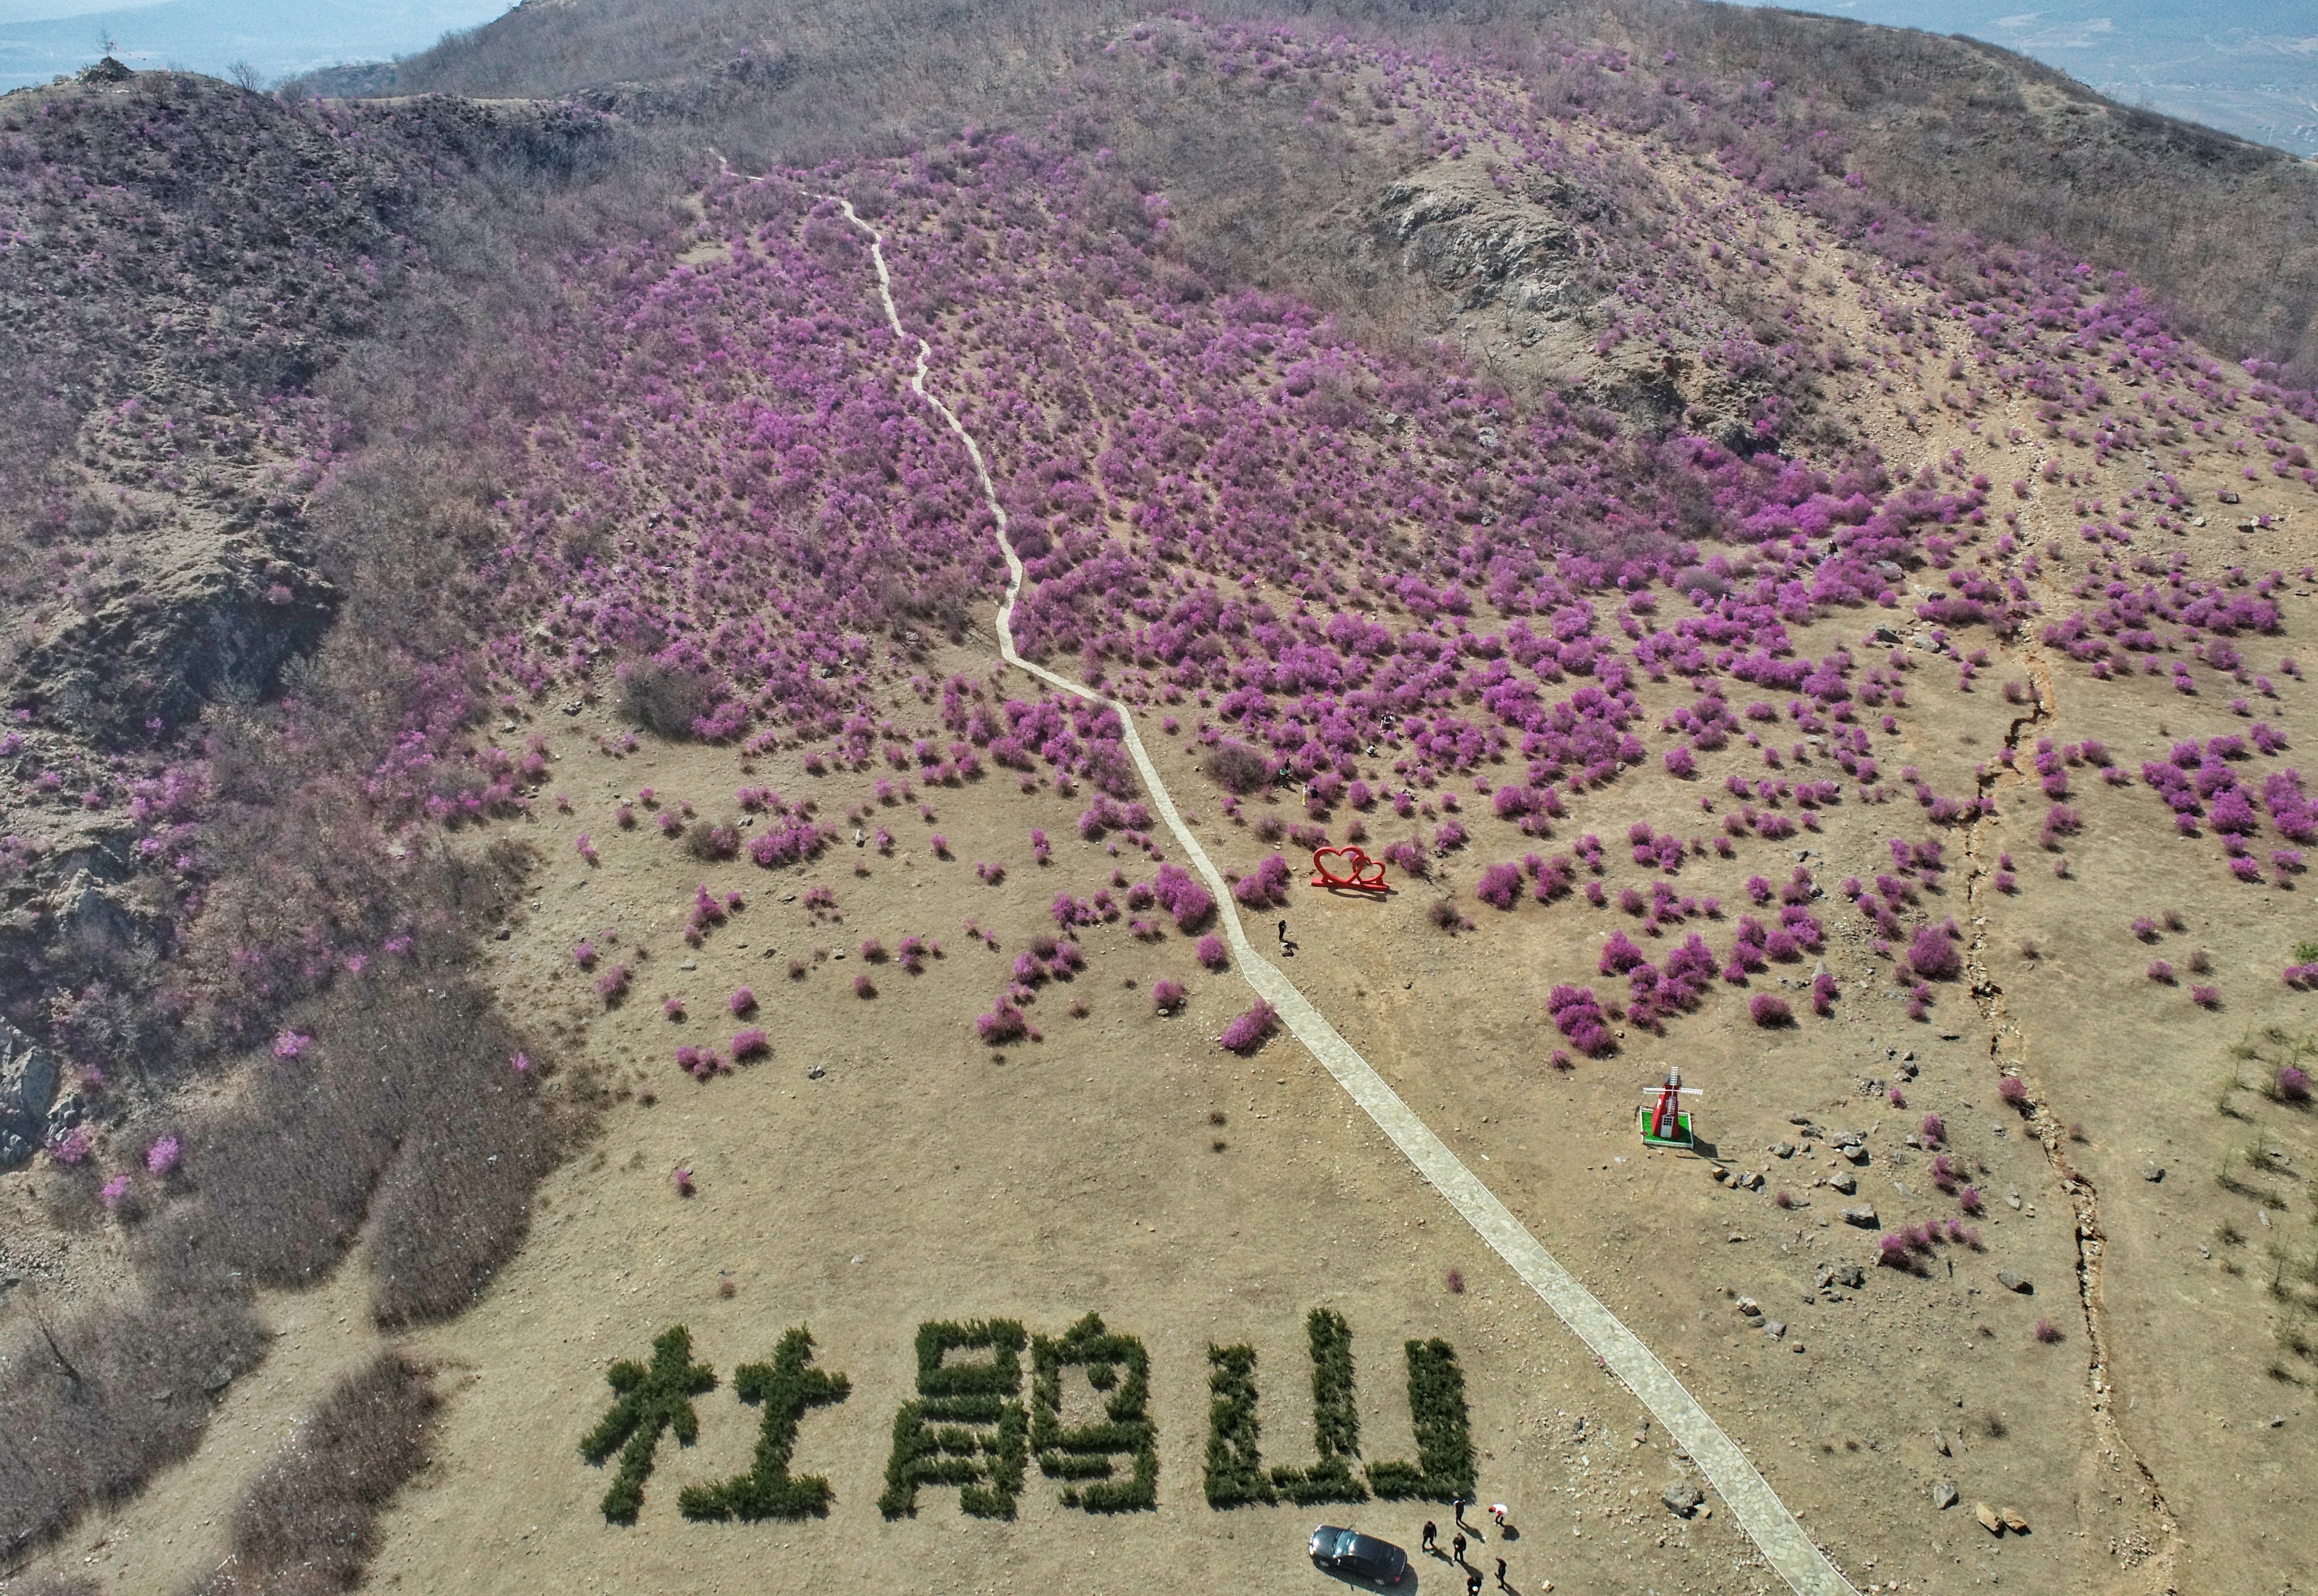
[[1311, 846, 1389, 892]]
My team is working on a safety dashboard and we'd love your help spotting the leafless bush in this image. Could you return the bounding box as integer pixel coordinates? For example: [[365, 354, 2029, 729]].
[[0, 1275, 264, 1562], [619, 660, 714, 740], [179, 1353, 438, 1596], [685, 817, 741, 861], [1206, 739, 1272, 795], [367, 1062, 569, 1325]]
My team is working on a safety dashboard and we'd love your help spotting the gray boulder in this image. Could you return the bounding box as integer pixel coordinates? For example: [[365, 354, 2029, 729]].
[[0, 1023, 59, 1170]]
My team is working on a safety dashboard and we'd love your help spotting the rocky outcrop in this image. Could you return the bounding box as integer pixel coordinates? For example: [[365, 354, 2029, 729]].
[[8, 527, 336, 744], [0, 1021, 57, 1169]]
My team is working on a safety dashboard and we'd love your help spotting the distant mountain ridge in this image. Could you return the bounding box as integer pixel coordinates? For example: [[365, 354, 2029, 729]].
[[282, 0, 2318, 382]]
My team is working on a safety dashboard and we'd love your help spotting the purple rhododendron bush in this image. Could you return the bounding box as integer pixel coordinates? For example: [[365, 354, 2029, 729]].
[[6, 11, 2318, 1596]]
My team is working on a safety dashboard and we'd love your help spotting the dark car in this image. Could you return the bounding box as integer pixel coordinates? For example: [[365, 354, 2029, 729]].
[[1308, 1524, 1410, 1586]]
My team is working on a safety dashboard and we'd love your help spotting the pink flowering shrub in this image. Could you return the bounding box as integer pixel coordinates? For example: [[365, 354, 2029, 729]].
[[1474, 862, 1523, 910], [1217, 1000, 1277, 1053], [1152, 864, 1216, 933], [976, 1004, 1030, 1045], [1152, 978, 1187, 1014], [1906, 923, 1961, 981], [1233, 853, 1294, 909], [1548, 984, 1613, 1056]]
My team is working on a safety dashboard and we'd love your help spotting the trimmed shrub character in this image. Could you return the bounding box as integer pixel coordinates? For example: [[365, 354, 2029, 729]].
[[1268, 1307, 1369, 1505], [579, 1326, 717, 1523], [877, 1321, 1029, 1519], [1030, 1313, 1158, 1511], [1203, 1343, 1275, 1508], [679, 1328, 850, 1521]]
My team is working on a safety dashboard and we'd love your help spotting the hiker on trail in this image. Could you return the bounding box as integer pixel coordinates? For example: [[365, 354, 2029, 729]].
[[1421, 1521, 1438, 1553]]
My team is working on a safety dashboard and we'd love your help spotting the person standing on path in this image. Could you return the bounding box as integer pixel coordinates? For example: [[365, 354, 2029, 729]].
[[1454, 1495, 1480, 1538], [1452, 1531, 1467, 1566], [1421, 1521, 1438, 1554], [1465, 1568, 1484, 1596], [1495, 1556, 1510, 1590], [1490, 1503, 1511, 1533]]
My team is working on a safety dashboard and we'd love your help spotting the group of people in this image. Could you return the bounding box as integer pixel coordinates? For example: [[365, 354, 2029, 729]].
[[1419, 1498, 1530, 1595]]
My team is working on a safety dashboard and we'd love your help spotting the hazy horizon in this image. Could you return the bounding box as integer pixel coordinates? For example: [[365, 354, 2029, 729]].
[[1748, 0, 2318, 156], [0, 0, 507, 91], [3, 0, 2313, 159]]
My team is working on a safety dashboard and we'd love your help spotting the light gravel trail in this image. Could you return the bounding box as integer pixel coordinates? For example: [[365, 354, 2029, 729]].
[[830, 196, 1859, 1596]]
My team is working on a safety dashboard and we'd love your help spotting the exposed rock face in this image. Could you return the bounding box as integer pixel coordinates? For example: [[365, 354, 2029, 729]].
[[7, 528, 336, 744], [0, 1022, 58, 1170]]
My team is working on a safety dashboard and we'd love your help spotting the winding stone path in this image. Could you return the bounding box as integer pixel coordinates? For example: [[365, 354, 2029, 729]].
[[831, 196, 1859, 1596]]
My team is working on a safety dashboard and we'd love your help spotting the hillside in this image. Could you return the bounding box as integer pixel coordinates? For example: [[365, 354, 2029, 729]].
[[4, 9, 2318, 1596]]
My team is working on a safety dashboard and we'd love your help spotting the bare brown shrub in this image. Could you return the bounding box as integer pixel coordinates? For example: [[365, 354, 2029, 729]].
[[178, 1353, 438, 1596], [0, 1274, 264, 1561], [1206, 739, 1273, 795], [619, 660, 714, 740], [684, 817, 742, 862]]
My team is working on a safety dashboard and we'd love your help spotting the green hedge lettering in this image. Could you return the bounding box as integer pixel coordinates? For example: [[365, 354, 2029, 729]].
[[1030, 1312, 1158, 1511], [877, 1319, 1029, 1519], [1363, 1337, 1476, 1502], [1268, 1307, 1369, 1506], [579, 1325, 717, 1524], [679, 1326, 851, 1520], [1202, 1343, 1276, 1507]]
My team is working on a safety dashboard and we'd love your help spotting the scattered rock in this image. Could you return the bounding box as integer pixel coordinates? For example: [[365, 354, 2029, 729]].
[[1833, 1263, 1865, 1289], [1933, 1479, 1959, 1510], [1788, 1112, 1814, 1126], [1771, 1141, 1796, 1159], [1709, 1165, 1731, 1184], [1997, 1271, 2032, 1293], [1932, 1426, 1951, 1456], [1662, 1480, 1704, 1517], [1841, 1205, 1880, 1228], [2001, 1507, 2028, 1534], [202, 1363, 234, 1395], [1975, 1501, 2002, 1535], [1842, 1144, 1871, 1165], [1734, 1295, 1760, 1316], [2142, 1163, 2164, 1183], [1742, 1171, 1765, 1191], [2005, 1192, 2023, 1210], [1763, 1320, 1787, 1339], [1828, 1171, 1857, 1195]]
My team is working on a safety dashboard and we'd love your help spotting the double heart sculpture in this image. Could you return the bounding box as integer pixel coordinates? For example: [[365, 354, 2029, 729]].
[[1309, 845, 1390, 893]]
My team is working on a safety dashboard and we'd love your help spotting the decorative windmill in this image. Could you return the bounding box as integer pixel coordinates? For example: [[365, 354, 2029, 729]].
[[1637, 1064, 1703, 1151]]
